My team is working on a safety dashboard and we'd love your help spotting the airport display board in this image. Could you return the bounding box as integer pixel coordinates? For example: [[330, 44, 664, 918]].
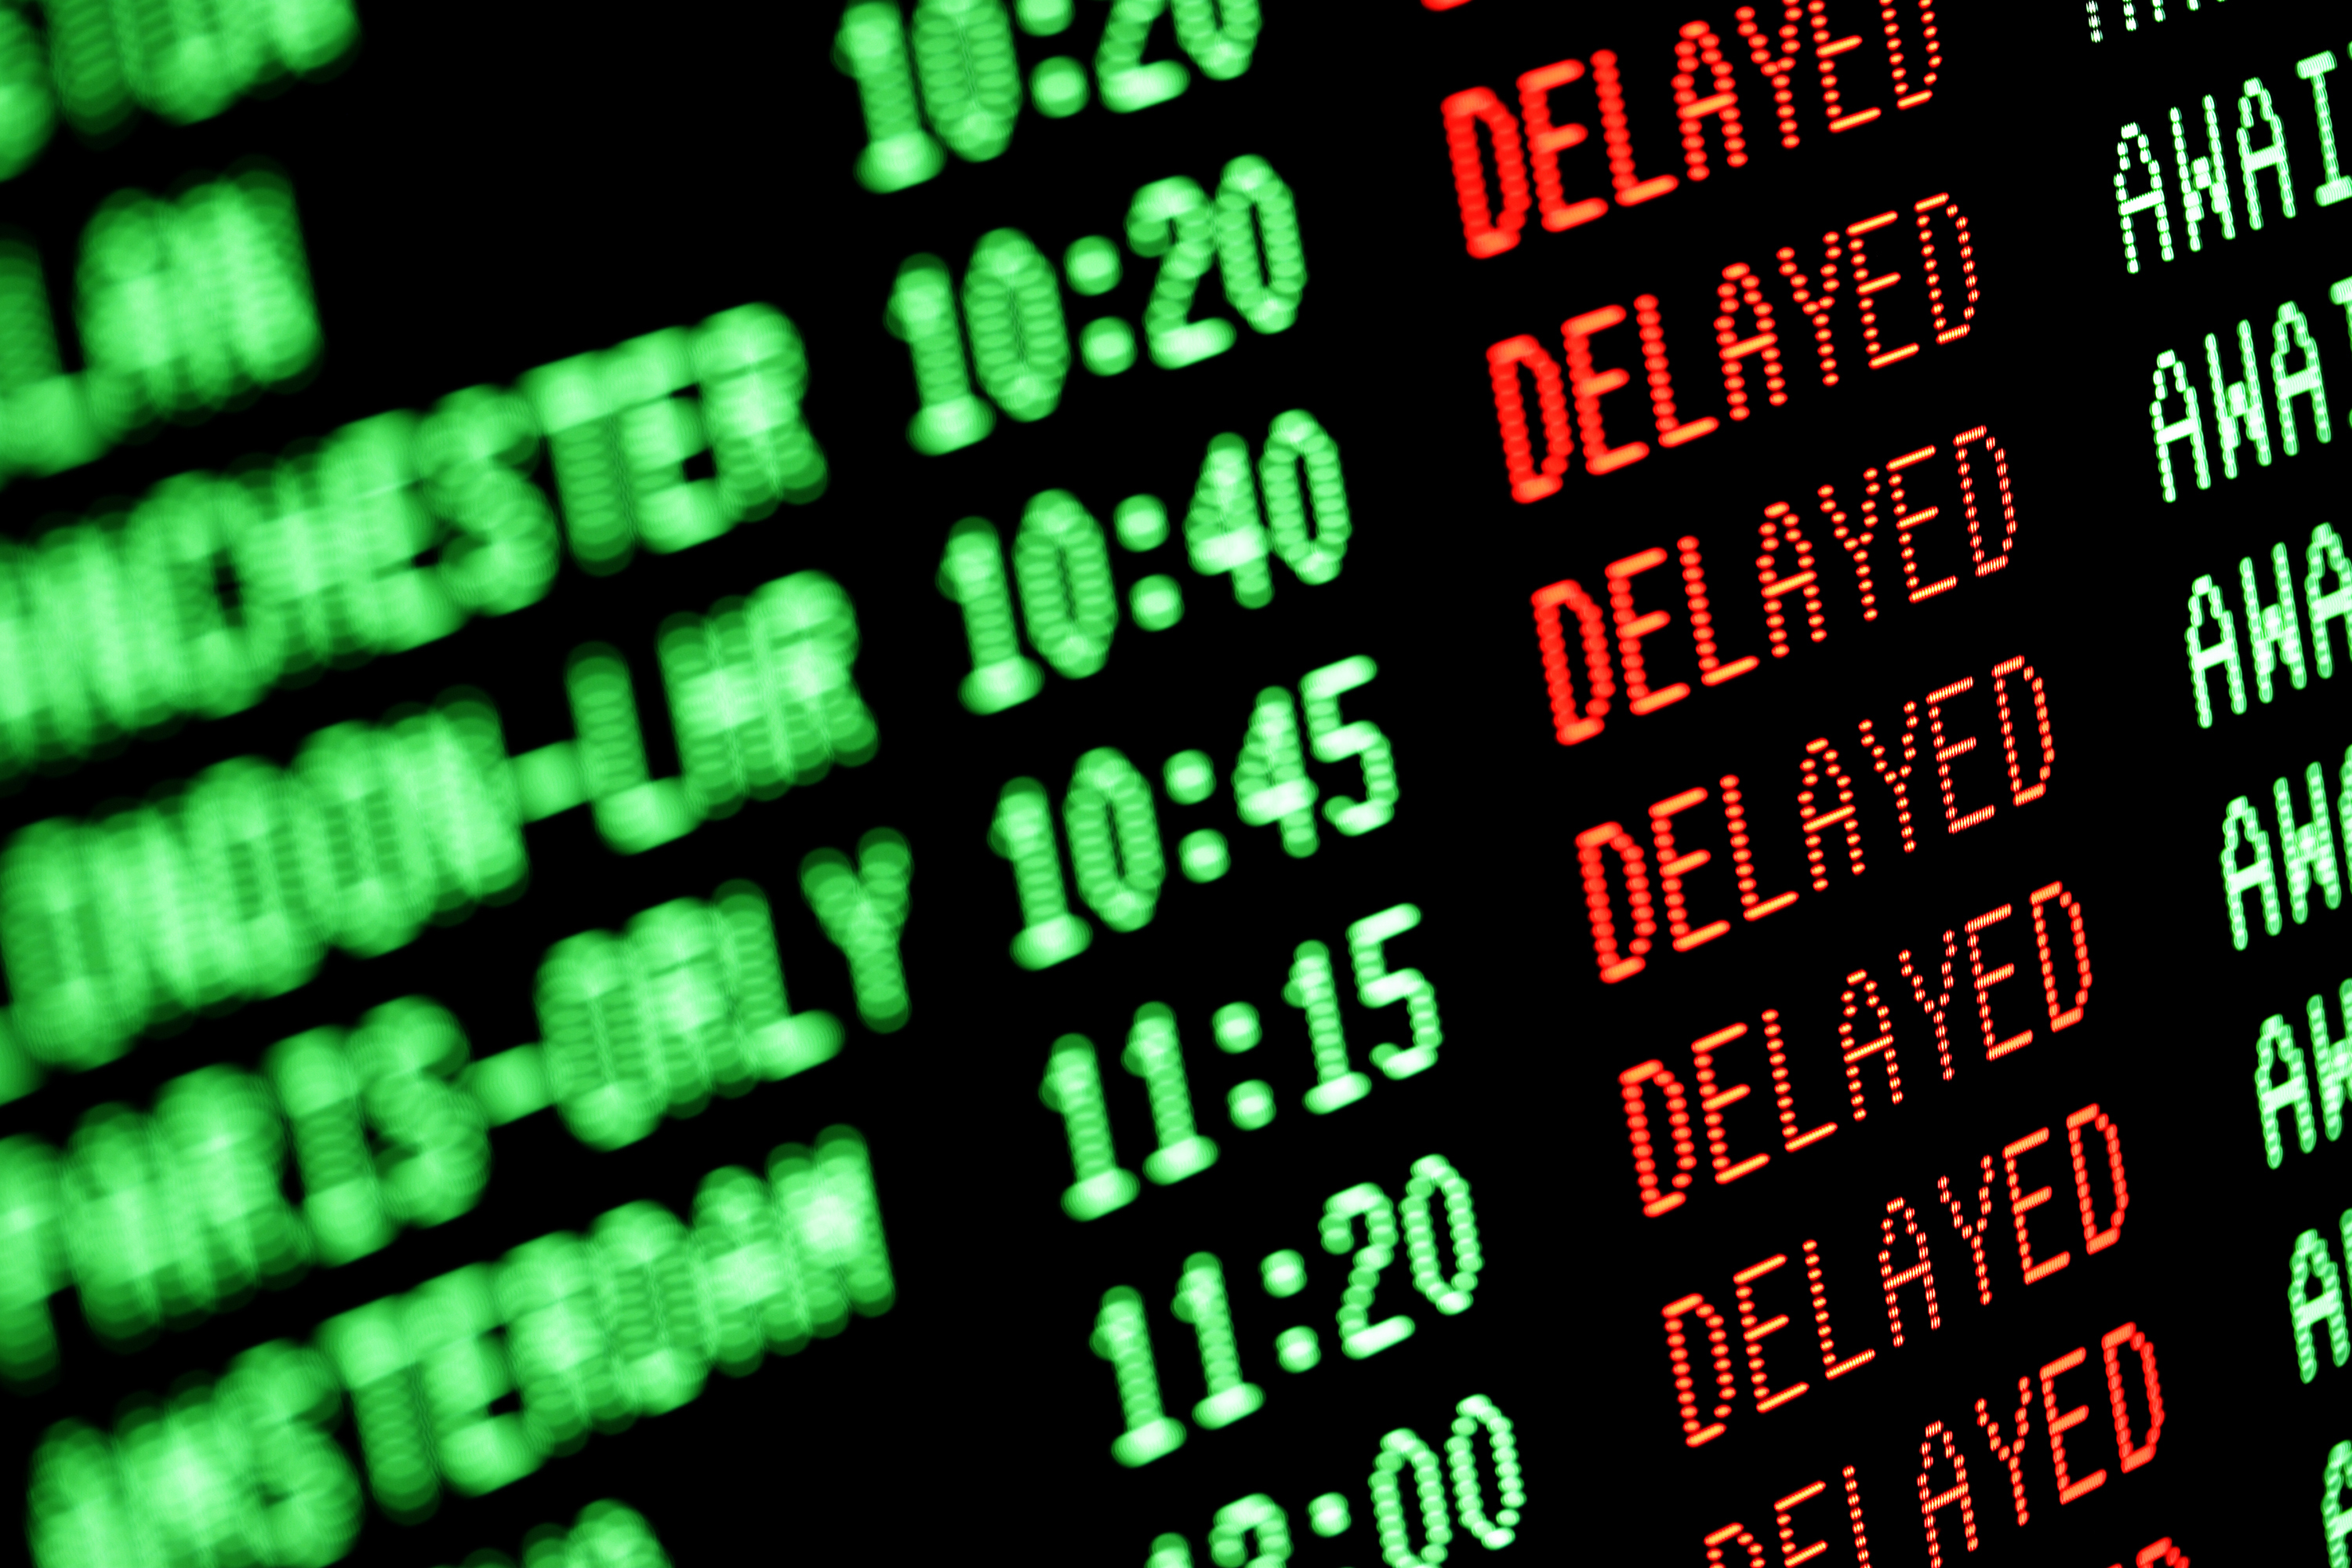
[[0, 1, 2341, 1562]]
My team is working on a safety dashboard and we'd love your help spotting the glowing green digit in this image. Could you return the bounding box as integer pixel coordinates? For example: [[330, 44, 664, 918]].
[[941, 517, 1045, 713], [1186, 431, 1272, 605], [1402, 1154, 1481, 1316], [993, 776, 1094, 967], [1124, 1003, 1218, 1185], [1287, 940, 1367, 1113], [1348, 903, 1439, 1079], [964, 228, 1069, 422], [837, 2, 946, 191], [1301, 655, 1397, 836], [1066, 747, 1166, 932], [1173, 1253, 1262, 1428], [891, 253, 996, 455], [1172, 0, 1261, 80], [1097, 0, 1189, 112], [1208, 1494, 1290, 1565], [1370, 1428, 1452, 1567], [1044, 1033, 1141, 1220], [1095, 1284, 1187, 1465], [911, 0, 1021, 162], [1014, 489, 1117, 677], [1322, 1182, 1414, 1359], [1260, 409, 1349, 585], [1128, 176, 1233, 368], [1448, 1395, 1526, 1548], [1214, 155, 1305, 335], [1235, 688, 1318, 856]]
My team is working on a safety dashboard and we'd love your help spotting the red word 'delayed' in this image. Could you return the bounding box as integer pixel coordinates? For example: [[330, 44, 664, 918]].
[[1918, 1323, 2163, 1566], [1533, 426, 2019, 746], [1700, 1321, 2166, 1568], [1487, 190, 1978, 503], [1701, 1469, 1875, 1568], [1658, 1098, 2127, 1451], [1575, 655, 2056, 983], [1617, 880, 2092, 1217], [1439, 2, 1944, 259]]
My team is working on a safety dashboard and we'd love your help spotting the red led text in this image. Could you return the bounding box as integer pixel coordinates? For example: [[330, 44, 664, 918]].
[[1487, 189, 1978, 503], [1915, 1322, 2165, 1566], [1703, 1349, 2176, 1568], [1619, 881, 2093, 1217], [1576, 656, 2059, 984], [1659, 1108, 2129, 1448], [1700, 1467, 1875, 1568], [1439, 1, 1943, 260], [1534, 426, 2016, 747]]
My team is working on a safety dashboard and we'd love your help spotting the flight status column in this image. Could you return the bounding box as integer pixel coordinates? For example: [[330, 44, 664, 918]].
[[0, 1, 2333, 1565], [1436, 0, 2339, 1565]]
